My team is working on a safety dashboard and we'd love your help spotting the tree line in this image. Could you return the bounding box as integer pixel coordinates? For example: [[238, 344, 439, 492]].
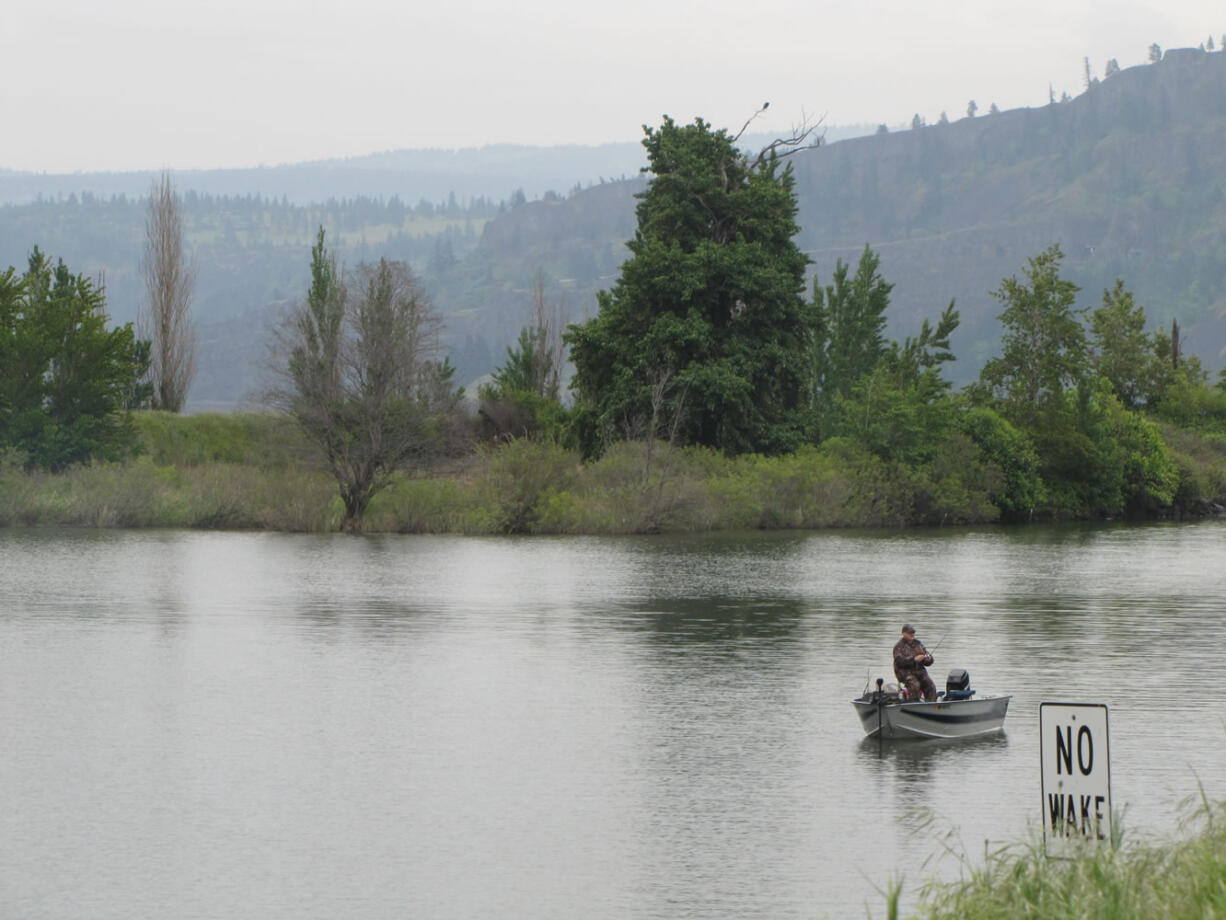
[[5, 116, 1225, 533], [1, 174, 198, 466], [277, 116, 1224, 530]]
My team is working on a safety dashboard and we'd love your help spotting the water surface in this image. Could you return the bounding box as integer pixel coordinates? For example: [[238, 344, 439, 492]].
[[2, 523, 1224, 918]]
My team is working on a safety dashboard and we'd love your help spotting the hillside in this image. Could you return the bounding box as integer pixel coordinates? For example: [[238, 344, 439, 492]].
[[1, 51, 1224, 408], [471, 47, 1226, 383]]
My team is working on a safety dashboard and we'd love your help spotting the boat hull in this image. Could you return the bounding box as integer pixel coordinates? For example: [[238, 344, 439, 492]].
[[852, 694, 1011, 740]]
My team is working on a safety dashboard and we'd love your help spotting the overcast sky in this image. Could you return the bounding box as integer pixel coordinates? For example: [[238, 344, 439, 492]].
[[2, 0, 1221, 173]]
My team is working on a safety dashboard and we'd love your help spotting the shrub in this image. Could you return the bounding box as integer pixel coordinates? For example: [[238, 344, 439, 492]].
[[472, 439, 580, 533]]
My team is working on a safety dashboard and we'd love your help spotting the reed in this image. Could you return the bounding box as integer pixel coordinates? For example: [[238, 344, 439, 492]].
[[906, 798, 1226, 919]]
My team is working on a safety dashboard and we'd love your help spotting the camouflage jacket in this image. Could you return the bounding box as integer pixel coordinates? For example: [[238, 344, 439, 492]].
[[893, 636, 933, 681]]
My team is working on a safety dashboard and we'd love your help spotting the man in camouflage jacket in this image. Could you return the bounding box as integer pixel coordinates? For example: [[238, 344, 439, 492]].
[[893, 624, 937, 702]]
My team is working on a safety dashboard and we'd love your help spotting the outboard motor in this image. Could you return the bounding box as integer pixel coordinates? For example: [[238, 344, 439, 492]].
[[945, 668, 974, 700]]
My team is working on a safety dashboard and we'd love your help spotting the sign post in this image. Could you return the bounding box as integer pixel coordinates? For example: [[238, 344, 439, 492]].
[[1039, 702, 1112, 858]]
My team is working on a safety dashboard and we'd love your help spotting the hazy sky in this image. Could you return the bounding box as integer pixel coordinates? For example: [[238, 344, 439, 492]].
[[2, 0, 1221, 173]]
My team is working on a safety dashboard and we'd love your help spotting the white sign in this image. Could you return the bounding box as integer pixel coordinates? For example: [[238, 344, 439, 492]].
[[1040, 702, 1112, 857]]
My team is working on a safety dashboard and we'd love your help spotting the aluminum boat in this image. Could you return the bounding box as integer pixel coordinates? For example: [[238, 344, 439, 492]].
[[852, 671, 1010, 740]]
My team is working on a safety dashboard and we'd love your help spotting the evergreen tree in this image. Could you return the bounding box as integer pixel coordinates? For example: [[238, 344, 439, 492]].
[[479, 271, 566, 440], [0, 250, 150, 469], [810, 245, 892, 439], [566, 115, 814, 457]]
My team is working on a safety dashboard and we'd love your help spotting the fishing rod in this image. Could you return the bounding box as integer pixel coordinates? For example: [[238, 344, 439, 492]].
[[922, 628, 950, 657]]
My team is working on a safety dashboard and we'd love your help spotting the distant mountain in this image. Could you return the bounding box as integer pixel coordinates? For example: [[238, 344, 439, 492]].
[[0, 125, 880, 208]]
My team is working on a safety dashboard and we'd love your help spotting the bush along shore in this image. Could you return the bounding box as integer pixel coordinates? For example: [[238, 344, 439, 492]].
[[0, 411, 1223, 534], [884, 796, 1226, 920]]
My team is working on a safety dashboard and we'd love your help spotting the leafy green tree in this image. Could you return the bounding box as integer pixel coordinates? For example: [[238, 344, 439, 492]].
[[959, 407, 1045, 518], [974, 246, 1098, 516], [827, 301, 960, 465], [1090, 279, 1152, 408], [978, 245, 1090, 428], [277, 230, 464, 532], [0, 250, 149, 469], [1102, 388, 1178, 512], [975, 248, 1184, 518], [566, 115, 814, 457], [810, 246, 893, 439]]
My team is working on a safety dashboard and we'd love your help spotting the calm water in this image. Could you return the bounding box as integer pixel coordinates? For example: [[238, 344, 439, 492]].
[[2, 522, 1225, 919]]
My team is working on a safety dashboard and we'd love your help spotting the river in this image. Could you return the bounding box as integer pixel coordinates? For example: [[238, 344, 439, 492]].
[[2, 522, 1225, 918]]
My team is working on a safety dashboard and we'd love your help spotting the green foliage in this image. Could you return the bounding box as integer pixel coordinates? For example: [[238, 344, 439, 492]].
[[979, 244, 1090, 427], [0, 454, 337, 530], [1160, 423, 1226, 506], [281, 230, 465, 531], [0, 250, 150, 470], [478, 274, 567, 442], [912, 799, 1226, 920], [132, 410, 309, 468], [959, 407, 1045, 518], [810, 245, 893, 437], [490, 327, 559, 400], [366, 474, 476, 534], [827, 301, 961, 465], [566, 116, 813, 458], [970, 248, 1191, 519], [470, 438, 580, 533], [1090, 280, 1153, 409], [1150, 367, 1226, 433], [1102, 390, 1178, 512]]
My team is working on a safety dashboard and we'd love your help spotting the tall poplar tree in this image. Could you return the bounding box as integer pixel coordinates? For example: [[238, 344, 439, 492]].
[[566, 115, 815, 457], [140, 172, 196, 412]]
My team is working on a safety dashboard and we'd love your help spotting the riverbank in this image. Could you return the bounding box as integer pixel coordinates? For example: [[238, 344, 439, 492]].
[[1, 411, 1223, 533], [895, 797, 1226, 919]]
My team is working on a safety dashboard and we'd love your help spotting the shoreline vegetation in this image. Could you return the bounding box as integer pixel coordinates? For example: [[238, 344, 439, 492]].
[[887, 796, 1226, 920], [5, 123, 1226, 534], [1, 411, 1223, 534]]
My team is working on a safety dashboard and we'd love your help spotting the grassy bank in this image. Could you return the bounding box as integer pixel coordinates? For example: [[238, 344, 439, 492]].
[[893, 798, 1226, 919], [1, 411, 1224, 533]]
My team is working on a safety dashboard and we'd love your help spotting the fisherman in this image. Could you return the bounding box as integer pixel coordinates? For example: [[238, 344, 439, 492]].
[[893, 623, 937, 702]]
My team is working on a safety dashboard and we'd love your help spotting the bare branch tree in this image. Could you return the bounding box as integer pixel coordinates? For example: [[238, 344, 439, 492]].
[[528, 268, 567, 401], [271, 231, 463, 532], [749, 109, 824, 168], [140, 172, 196, 412]]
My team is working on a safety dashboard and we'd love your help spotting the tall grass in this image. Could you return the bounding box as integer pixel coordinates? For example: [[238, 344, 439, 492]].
[[0, 456, 338, 531], [907, 798, 1226, 919], [5, 411, 1221, 534], [133, 410, 311, 469]]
